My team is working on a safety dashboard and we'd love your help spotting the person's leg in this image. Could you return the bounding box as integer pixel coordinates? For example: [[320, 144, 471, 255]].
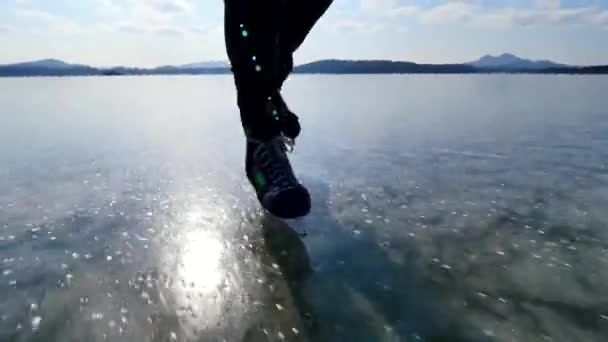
[[224, 0, 312, 218], [224, 0, 283, 140], [276, 0, 333, 89], [265, 0, 333, 140]]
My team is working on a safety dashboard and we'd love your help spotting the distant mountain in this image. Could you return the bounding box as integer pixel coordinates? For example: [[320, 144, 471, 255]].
[[468, 53, 568, 70], [0, 57, 606, 77], [0, 59, 232, 77], [153, 61, 230, 72], [0, 58, 98, 76], [175, 61, 230, 69], [1, 58, 88, 69], [294, 60, 477, 74]]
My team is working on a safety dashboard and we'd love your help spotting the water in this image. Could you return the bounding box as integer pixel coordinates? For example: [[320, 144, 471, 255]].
[[1, 75, 608, 341]]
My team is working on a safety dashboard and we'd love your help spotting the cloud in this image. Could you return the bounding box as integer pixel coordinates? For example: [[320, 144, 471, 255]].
[[97, 0, 197, 36], [593, 10, 608, 26], [383, 2, 608, 29], [155, 26, 186, 36], [360, 0, 395, 14], [12, 0, 198, 37], [97, 0, 122, 15], [146, 0, 192, 14], [337, 20, 382, 32], [117, 22, 146, 34], [15, 8, 84, 34], [396, 25, 409, 33], [386, 6, 419, 18], [547, 7, 596, 25], [0, 25, 10, 33], [115, 21, 189, 36], [129, 1, 185, 26], [188, 24, 222, 36], [419, 3, 475, 24], [16, 8, 58, 22], [484, 7, 601, 28], [536, 0, 561, 10], [361, 0, 608, 30]]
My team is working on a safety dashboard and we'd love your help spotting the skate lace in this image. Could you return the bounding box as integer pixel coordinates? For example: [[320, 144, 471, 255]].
[[254, 137, 296, 189], [282, 135, 295, 152]]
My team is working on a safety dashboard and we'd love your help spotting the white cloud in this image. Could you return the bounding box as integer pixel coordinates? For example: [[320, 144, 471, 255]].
[[15, 8, 84, 34], [97, 0, 122, 15], [487, 7, 601, 28], [419, 3, 475, 24], [548, 7, 596, 25], [130, 1, 183, 26], [146, 0, 192, 14], [188, 24, 222, 36], [593, 10, 608, 26], [16, 8, 58, 22], [361, 0, 395, 14], [383, 2, 608, 29], [155, 26, 186, 36], [97, 0, 116, 9], [360, 0, 608, 30], [337, 20, 382, 32], [386, 6, 419, 18], [12, 0, 199, 37], [91, 0, 199, 36], [536, 0, 561, 10], [396, 25, 409, 33]]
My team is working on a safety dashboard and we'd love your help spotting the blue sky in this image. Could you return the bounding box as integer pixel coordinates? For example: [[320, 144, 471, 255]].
[[0, 0, 606, 66]]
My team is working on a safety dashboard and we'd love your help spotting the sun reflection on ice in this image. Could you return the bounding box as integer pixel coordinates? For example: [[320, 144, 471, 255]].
[[179, 229, 224, 294], [167, 204, 235, 336]]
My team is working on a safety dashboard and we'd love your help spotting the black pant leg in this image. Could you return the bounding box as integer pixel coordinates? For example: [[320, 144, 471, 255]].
[[276, 0, 333, 89], [224, 0, 282, 139]]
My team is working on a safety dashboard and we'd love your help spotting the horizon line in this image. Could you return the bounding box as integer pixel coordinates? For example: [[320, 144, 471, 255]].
[[1, 53, 592, 69]]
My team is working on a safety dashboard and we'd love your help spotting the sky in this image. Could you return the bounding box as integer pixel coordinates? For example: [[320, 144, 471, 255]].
[[0, 0, 607, 67]]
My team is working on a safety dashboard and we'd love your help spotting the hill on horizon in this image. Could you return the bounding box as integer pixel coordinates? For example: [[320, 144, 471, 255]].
[[467, 53, 569, 70], [0, 54, 605, 76]]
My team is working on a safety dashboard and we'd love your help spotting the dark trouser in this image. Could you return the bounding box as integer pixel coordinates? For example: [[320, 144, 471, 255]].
[[224, 0, 332, 139]]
